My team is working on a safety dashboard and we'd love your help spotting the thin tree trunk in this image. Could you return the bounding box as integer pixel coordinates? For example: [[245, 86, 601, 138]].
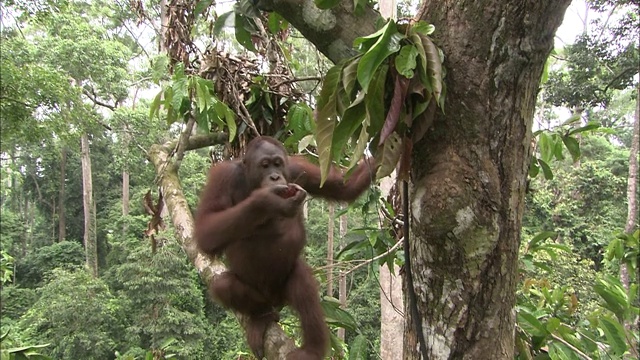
[[327, 202, 335, 297], [337, 209, 348, 341], [379, 174, 404, 360], [122, 170, 130, 237], [81, 133, 98, 277], [22, 198, 29, 256], [620, 76, 639, 289], [58, 146, 67, 242]]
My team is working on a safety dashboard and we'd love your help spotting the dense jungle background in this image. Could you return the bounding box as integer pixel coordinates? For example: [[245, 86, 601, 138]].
[[0, 0, 638, 359]]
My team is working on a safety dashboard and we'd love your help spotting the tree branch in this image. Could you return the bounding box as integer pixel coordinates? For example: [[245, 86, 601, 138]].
[[82, 88, 117, 111], [259, 0, 382, 63]]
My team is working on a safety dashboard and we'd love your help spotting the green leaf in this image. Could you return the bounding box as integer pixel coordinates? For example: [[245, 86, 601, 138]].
[[321, 297, 358, 331], [528, 157, 540, 178], [225, 107, 237, 141], [594, 278, 628, 319], [552, 135, 564, 161], [357, 20, 402, 92], [375, 132, 402, 179], [364, 64, 389, 136], [195, 80, 209, 113], [149, 90, 163, 119], [234, 13, 257, 52], [213, 11, 234, 37], [349, 124, 369, 171], [342, 57, 361, 95], [561, 136, 580, 163], [314, 0, 340, 9], [517, 308, 547, 337], [421, 35, 444, 102], [267, 12, 283, 34], [538, 132, 553, 163], [561, 113, 581, 126], [545, 317, 561, 333], [194, 0, 213, 18], [528, 231, 556, 251], [411, 21, 435, 35], [298, 134, 315, 153], [353, 23, 388, 52], [333, 94, 366, 161], [599, 316, 627, 356], [316, 62, 346, 186], [568, 122, 599, 135], [538, 159, 553, 180], [395, 45, 419, 78], [548, 342, 580, 360], [348, 334, 369, 360]]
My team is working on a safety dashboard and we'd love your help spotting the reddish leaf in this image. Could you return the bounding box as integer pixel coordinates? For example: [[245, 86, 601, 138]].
[[379, 71, 410, 145], [411, 98, 436, 143]]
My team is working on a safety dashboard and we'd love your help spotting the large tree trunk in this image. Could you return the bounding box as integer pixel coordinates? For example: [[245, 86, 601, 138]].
[[401, 2, 571, 358], [81, 132, 98, 277], [58, 146, 67, 242]]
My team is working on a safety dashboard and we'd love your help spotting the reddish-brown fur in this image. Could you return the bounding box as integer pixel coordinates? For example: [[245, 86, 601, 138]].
[[195, 136, 372, 359]]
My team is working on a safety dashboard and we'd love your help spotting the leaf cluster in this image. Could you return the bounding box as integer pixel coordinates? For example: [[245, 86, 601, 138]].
[[314, 20, 445, 185]]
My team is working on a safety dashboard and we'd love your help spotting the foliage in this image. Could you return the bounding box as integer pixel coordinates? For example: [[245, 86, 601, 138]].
[[106, 240, 210, 359], [150, 63, 237, 139], [314, 20, 445, 184], [18, 268, 122, 360], [0, 330, 52, 360], [1, 249, 14, 285], [0, 286, 38, 321], [14, 241, 85, 288]]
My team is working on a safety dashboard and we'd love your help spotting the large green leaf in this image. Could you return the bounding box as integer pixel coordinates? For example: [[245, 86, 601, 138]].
[[561, 135, 580, 162], [395, 44, 419, 78], [598, 316, 627, 356], [517, 308, 548, 337], [594, 277, 629, 319], [333, 93, 366, 161], [421, 35, 444, 102], [213, 11, 234, 36], [537, 159, 553, 180], [342, 57, 361, 95], [234, 13, 257, 52], [316, 62, 346, 186], [348, 334, 369, 360], [364, 64, 389, 136], [357, 20, 402, 92]]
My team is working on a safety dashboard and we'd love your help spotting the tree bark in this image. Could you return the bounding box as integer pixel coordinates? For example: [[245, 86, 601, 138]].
[[81, 132, 98, 277], [402, 2, 571, 358], [58, 146, 67, 242]]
